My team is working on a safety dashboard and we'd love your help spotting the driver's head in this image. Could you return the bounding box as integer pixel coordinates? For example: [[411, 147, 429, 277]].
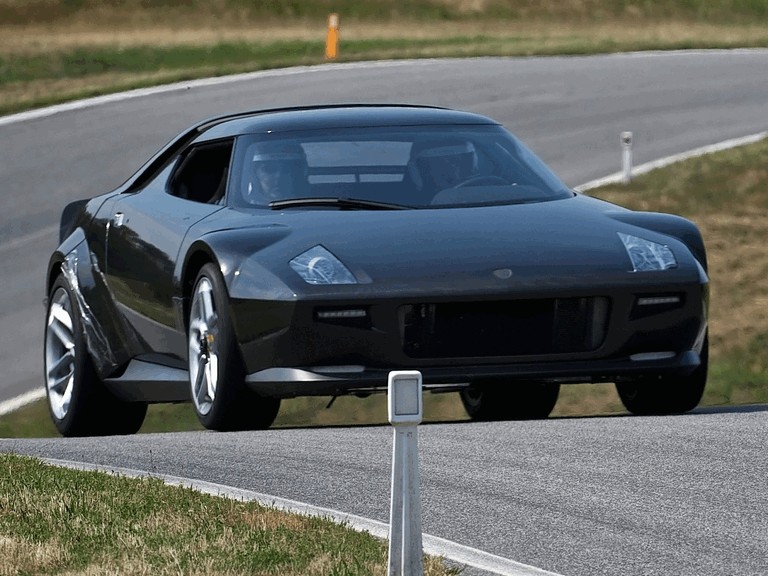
[[412, 139, 478, 190], [249, 141, 307, 201]]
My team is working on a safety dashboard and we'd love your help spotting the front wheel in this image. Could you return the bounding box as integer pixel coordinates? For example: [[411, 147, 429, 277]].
[[188, 263, 280, 431], [44, 275, 147, 436], [460, 380, 560, 421], [616, 338, 708, 416]]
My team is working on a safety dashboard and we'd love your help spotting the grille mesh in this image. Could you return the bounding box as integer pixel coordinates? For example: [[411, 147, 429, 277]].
[[401, 297, 609, 359]]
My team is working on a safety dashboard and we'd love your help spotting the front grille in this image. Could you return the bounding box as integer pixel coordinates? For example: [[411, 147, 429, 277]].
[[400, 297, 609, 358]]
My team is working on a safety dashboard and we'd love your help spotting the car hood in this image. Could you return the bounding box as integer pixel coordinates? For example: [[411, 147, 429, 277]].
[[205, 195, 703, 299]]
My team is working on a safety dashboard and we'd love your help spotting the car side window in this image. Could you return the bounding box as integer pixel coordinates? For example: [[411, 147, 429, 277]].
[[168, 139, 234, 204]]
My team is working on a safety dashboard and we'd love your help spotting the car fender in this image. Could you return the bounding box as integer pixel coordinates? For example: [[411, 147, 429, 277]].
[[48, 231, 131, 377], [177, 225, 294, 324]]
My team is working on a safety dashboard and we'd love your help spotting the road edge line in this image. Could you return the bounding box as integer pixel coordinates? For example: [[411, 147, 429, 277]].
[[0, 389, 45, 417]]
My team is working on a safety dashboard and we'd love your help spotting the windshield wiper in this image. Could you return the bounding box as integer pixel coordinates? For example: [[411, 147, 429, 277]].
[[268, 197, 410, 210]]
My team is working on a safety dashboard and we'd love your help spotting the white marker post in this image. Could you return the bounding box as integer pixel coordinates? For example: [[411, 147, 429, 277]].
[[621, 131, 633, 184], [387, 370, 423, 576]]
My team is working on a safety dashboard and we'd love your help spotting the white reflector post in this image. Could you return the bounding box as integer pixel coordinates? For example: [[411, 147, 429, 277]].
[[621, 131, 633, 184], [387, 370, 423, 576]]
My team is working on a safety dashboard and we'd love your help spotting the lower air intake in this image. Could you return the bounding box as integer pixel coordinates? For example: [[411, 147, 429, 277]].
[[401, 297, 609, 359]]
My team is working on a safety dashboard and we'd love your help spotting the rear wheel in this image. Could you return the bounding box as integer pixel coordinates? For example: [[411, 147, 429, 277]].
[[188, 263, 280, 431], [44, 275, 147, 436], [460, 380, 560, 421], [616, 337, 708, 415]]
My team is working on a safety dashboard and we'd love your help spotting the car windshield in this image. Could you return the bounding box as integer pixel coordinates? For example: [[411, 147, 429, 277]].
[[229, 125, 573, 209]]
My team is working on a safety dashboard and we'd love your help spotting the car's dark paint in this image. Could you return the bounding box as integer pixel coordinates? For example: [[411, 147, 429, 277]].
[[104, 173, 224, 357], [197, 105, 497, 143], [45, 104, 708, 421]]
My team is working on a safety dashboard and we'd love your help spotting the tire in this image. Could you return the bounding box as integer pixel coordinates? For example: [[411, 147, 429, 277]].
[[460, 380, 560, 421], [188, 263, 280, 431], [44, 275, 147, 436], [616, 337, 708, 416]]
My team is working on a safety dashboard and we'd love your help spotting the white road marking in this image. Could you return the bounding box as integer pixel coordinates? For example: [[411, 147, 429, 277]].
[[0, 388, 45, 417], [41, 457, 566, 576]]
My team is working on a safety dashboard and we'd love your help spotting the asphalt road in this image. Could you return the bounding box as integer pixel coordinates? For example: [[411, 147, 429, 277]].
[[1, 51, 768, 575]]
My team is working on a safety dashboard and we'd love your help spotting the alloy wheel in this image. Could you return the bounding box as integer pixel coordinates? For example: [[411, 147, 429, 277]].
[[45, 287, 76, 420], [189, 277, 220, 416]]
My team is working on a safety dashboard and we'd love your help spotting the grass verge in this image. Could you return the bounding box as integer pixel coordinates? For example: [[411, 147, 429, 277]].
[[0, 453, 458, 576]]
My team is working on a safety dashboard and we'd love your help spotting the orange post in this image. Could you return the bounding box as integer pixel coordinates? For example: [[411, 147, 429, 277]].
[[325, 13, 339, 59]]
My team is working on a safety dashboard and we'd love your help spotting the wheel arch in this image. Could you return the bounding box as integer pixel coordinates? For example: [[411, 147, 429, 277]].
[[46, 227, 88, 295], [181, 245, 216, 328], [180, 241, 244, 332]]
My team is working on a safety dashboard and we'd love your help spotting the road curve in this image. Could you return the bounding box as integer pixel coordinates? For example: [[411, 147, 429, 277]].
[[1, 51, 768, 575]]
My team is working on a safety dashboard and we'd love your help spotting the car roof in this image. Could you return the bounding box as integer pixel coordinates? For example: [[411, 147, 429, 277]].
[[195, 104, 499, 141]]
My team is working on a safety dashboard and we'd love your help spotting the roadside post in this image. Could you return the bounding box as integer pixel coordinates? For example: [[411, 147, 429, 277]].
[[387, 370, 424, 576], [621, 131, 633, 184], [325, 13, 339, 59]]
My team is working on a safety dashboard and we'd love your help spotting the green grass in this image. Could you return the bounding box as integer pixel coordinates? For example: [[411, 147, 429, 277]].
[[0, 41, 326, 85], [0, 453, 458, 575]]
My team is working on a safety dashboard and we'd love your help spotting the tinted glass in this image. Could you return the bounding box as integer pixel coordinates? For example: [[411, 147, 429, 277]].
[[169, 139, 233, 204], [229, 125, 572, 209]]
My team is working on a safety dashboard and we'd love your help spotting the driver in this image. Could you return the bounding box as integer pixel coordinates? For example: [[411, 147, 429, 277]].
[[244, 141, 308, 204], [409, 139, 479, 192]]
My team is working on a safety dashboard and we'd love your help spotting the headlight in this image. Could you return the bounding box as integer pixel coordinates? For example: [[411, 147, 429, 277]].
[[618, 233, 677, 272], [289, 245, 357, 285]]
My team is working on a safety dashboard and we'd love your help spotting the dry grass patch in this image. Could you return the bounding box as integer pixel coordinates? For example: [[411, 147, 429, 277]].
[[702, 211, 768, 355], [0, 536, 70, 576], [551, 384, 625, 417]]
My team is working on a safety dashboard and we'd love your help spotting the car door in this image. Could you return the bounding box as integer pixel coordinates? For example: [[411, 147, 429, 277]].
[[105, 138, 233, 361]]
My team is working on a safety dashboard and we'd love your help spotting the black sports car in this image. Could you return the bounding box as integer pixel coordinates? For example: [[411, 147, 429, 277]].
[[44, 104, 709, 435]]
